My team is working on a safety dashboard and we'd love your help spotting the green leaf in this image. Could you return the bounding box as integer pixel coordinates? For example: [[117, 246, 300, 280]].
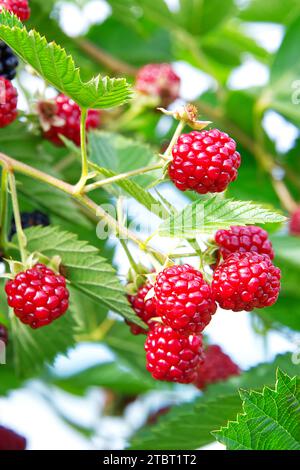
[[129, 353, 300, 450], [88, 131, 169, 217], [86, 17, 173, 66], [268, 16, 300, 125], [0, 11, 131, 109], [10, 306, 78, 377], [177, 0, 236, 35], [51, 361, 155, 396], [239, 0, 300, 24], [158, 197, 286, 238], [25, 226, 144, 327], [214, 369, 300, 450]]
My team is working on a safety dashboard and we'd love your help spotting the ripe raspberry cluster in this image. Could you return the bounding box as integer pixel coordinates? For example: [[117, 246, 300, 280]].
[[9, 210, 50, 240], [0, 77, 18, 128], [145, 324, 204, 383], [154, 264, 216, 334], [5, 263, 69, 329], [168, 129, 241, 194], [212, 252, 280, 311], [0, 425, 26, 450], [194, 345, 240, 390], [42, 94, 100, 147], [129, 247, 280, 384], [0, 0, 30, 21], [215, 225, 274, 261], [135, 63, 180, 107]]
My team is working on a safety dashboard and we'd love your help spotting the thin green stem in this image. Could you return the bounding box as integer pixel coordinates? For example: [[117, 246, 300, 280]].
[[8, 172, 27, 263], [0, 168, 8, 249], [119, 239, 140, 273], [74, 108, 88, 194], [0, 152, 166, 264], [163, 120, 185, 159], [84, 162, 163, 193]]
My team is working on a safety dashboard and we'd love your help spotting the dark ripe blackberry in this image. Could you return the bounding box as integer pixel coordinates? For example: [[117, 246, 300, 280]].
[[10, 210, 50, 240], [0, 41, 19, 80]]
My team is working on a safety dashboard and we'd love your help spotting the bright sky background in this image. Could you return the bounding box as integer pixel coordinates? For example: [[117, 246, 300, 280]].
[[0, 0, 299, 450]]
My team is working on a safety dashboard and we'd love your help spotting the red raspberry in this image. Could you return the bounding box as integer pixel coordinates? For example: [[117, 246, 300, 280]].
[[212, 252, 281, 312], [0, 323, 8, 344], [289, 207, 300, 236], [145, 324, 204, 383], [215, 225, 274, 260], [127, 282, 157, 335], [169, 129, 241, 194], [0, 77, 17, 127], [154, 264, 216, 334], [0, 426, 26, 450], [135, 63, 180, 107], [5, 263, 69, 329], [42, 94, 100, 146], [0, 0, 30, 21], [194, 345, 240, 390]]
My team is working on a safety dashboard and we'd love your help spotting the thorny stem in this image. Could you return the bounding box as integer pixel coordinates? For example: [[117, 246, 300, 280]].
[[0, 168, 8, 249], [84, 162, 163, 193], [74, 108, 89, 194], [8, 172, 27, 263]]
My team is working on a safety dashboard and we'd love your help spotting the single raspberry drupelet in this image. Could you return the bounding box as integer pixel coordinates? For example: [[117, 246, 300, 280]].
[[0, 426, 26, 450], [9, 210, 50, 240], [168, 129, 241, 194], [215, 225, 274, 261], [42, 94, 100, 147], [127, 282, 157, 335], [0, 323, 8, 344], [0, 0, 30, 21], [0, 41, 19, 80], [194, 345, 240, 390], [154, 264, 216, 334], [212, 252, 281, 312], [5, 264, 69, 329], [135, 63, 180, 107], [0, 77, 17, 127], [289, 207, 300, 236], [145, 324, 204, 383]]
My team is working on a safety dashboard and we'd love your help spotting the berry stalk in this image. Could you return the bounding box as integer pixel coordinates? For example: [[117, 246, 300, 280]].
[[74, 107, 89, 194], [8, 171, 27, 263], [0, 167, 8, 249]]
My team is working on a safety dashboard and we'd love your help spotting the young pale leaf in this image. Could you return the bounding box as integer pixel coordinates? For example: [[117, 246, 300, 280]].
[[0, 11, 131, 109], [213, 369, 300, 450], [129, 353, 299, 450], [158, 196, 286, 238], [25, 226, 145, 327]]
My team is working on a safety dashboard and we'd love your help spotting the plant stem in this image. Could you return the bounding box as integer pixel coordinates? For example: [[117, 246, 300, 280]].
[[8, 172, 27, 263], [163, 120, 185, 158], [119, 239, 140, 273], [0, 168, 8, 249], [85, 162, 163, 193], [74, 108, 89, 194], [0, 152, 166, 264], [75, 38, 137, 75]]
